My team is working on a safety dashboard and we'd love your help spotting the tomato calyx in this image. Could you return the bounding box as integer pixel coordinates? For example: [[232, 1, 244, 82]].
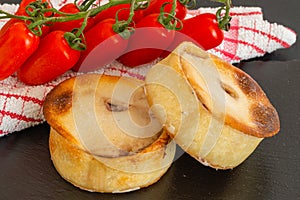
[[158, 11, 182, 31], [64, 31, 86, 51], [63, 10, 92, 51], [0, 0, 50, 36], [23, 0, 53, 35], [157, 0, 183, 30], [111, 0, 141, 39], [24, 0, 51, 17], [112, 20, 134, 40]]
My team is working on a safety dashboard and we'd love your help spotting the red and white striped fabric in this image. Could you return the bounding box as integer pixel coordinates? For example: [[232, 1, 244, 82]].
[[0, 1, 297, 137], [187, 7, 296, 63]]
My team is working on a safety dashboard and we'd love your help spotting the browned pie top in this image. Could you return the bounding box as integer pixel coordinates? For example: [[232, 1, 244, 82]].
[[209, 54, 280, 138], [172, 42, 280, 138], [43, 74, 165, 157]]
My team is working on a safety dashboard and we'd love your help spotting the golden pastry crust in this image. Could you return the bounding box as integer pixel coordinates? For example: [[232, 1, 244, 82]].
[[44, 74, 176, 192], [145, 42, 280, 169], [49, 128, 174, 193]]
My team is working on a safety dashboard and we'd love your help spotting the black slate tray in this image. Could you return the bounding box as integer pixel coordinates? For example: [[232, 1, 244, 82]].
[[0, 0, 299, 199]]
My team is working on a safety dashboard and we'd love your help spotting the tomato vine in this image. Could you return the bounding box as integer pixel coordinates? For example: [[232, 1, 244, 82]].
[[0, 0, 233, 83]]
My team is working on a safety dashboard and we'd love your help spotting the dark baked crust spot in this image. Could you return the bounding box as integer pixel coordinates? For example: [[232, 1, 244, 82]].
[[250, 103, 280, 137], [52, 90, 72, 114], [43, 78, 74, 120]]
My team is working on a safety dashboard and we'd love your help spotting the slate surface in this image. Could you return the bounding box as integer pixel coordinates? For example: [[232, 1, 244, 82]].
[[0, 0, 299, 199]]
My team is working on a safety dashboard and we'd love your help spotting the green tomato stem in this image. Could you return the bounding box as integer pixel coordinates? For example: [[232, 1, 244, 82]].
[[27, 0, 132, 31], [75, 10, 91, 37], [166, 0, 177, 17], [89, 0, 132, 17], [215, 0, 232, 31], [112, 0, 136, 39], [0, 10, 32, 21], [63, 10, 91, 51], [158, 0, 183, 31], [126, 0, 136, 24]]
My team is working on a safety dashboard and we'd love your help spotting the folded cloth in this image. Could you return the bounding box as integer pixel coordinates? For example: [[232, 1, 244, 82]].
[[0, 1, 297, 137]]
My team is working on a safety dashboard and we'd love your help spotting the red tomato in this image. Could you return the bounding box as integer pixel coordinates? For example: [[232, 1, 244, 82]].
[[161, 13, 224, 58], [0, 19, 20, 38], [0, 0, 52, 37], [18, 31, 81, 85], [50, 3, 94, 32], [72, 18, 129, 72], [144, 0, 187, 20], [180, 13, 224, 50], [0, 22, 40, 80], [117, 13, 175, 67], [93, 3, 144, 24]]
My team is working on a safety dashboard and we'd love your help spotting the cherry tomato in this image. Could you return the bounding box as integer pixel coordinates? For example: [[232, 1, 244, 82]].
[[179, 13, 224, 50], [18, 31, 81, 85], [50, 3, 94, 32], [180, 13, 223, 50], [161, 13, 224, 58], [0, 22, 40, 80], [144, 0, 187, 20], [0, 0, 52, 37], [117, 13, 175, 67], [93, 3, 144, 24], [72, 18, 129, 72], [0, 19, 20, 38]]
